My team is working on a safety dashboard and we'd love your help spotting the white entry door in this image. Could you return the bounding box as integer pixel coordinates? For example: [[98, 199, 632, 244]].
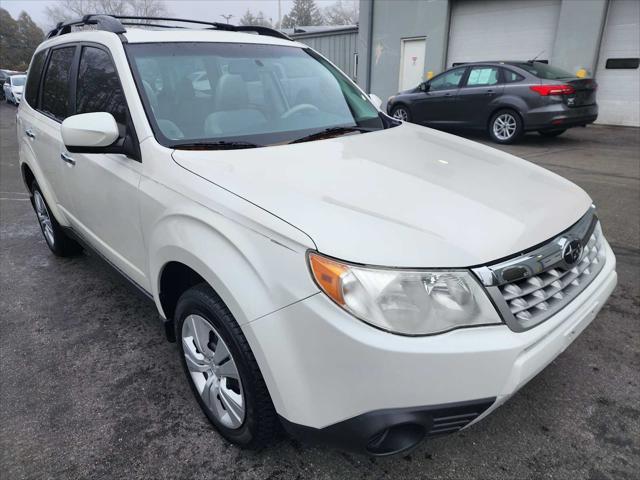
[[399, 37, 426, 91]]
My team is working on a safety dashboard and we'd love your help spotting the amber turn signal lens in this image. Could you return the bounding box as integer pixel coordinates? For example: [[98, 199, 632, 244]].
[[308, 252, 348, 305]]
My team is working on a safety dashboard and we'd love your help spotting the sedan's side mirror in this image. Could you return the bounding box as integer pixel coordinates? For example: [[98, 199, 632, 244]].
[[369, 93, 383, 110], [419, 82, 430, 92], [62, 112, 119, 149]]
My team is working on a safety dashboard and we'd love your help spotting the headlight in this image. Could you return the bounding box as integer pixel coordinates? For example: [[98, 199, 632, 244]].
[[308, 252, 500, 335]]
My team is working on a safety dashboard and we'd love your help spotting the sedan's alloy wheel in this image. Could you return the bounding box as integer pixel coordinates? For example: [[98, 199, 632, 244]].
[[392, 107, 409, 121], [182, 314, 245, 429], [493, 113, 517, 140], [33, 190, 55, 247]]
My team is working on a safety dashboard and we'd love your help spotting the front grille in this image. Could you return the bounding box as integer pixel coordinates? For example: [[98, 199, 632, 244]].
[[498, 221, 606, 330]]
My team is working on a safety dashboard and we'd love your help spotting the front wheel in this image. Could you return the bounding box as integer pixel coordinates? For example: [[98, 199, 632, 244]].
[[489, 109, 523, 144], [175, 284, 279, 449], [391, 105, 411, 122], [538, 128, 567, 137]]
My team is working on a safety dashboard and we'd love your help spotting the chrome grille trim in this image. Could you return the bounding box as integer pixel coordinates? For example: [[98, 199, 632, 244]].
[[473, 207, 608, 331]]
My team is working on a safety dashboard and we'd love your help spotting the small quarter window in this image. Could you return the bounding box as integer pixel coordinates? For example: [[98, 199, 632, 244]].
[[503, 69, 524, 83], [41, 46, 76, 121], [25, 49, 47, 107], [605, 58, 639, 69]]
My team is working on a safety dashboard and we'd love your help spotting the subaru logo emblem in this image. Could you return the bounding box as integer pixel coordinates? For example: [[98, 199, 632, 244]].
[[562, 239, 583, 266]]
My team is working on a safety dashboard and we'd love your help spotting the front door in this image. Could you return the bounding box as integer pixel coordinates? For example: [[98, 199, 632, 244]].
[[413, 67, 467, 125], [62, 45, 148, 289]]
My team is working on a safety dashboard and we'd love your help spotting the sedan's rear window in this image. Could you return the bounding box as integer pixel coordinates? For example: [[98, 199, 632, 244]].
[[515, 62, 575, 80]]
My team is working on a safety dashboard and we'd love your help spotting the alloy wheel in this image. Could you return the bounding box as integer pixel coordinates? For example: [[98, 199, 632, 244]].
[[33, 190, 55, 247], [393, 107, 409, 121], [493, 113, 517, 140], [181, 314, 245, 429]]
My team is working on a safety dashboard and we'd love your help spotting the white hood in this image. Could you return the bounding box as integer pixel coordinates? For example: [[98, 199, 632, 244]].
[[172, 123, 592, 267]]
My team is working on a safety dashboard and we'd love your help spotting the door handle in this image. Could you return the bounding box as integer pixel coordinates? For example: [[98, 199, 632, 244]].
[[25, 128, 36, 139], [60, 152, 76, 166], [486, 89, 495, 95]]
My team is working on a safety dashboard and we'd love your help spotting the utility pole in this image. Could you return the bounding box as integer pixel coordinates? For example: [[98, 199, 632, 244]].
[[220, 14, 233, 24], [277, 0, 281, 29]]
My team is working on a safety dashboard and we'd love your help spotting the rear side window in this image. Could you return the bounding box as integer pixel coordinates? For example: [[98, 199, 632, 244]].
[[41, 47, 76, 121], [465, 66, 500, 86], [25, 50, 47, 107], [503, 69, 524, 83], [76, 46, 128, 125]]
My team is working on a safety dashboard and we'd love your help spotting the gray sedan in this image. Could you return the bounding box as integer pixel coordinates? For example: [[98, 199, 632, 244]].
[[386, 61, 598, 144]]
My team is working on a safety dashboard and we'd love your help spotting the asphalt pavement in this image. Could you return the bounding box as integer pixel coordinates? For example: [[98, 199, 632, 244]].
[[1, 101, 639, 479]]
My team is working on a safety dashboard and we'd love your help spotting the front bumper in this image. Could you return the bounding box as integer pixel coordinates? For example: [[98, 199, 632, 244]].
[[243, 242, 616, 454]]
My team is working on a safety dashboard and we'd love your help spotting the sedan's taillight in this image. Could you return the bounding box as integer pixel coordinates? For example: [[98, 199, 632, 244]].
[[529, 84, 576, 96]]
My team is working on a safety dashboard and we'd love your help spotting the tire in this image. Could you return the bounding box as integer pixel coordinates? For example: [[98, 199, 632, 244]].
[[538, 128, 567, 137], [30, 180, 83, 257], [391, 104, 411, 122], [175, 283, 279, 449], [488, 109, 523, 144]]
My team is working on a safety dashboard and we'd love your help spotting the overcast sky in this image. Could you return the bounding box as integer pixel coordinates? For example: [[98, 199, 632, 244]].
[[2, 0, 349, 31]]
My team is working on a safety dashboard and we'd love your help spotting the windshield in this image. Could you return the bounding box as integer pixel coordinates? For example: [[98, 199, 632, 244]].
[[515, 62, 576, 80], [11, 75, 26, 86], [126, 42, 386, 148]]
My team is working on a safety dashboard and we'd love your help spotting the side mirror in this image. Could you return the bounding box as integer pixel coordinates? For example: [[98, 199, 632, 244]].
[[369, 93, 383, 110], [419, 82, 430, 92], [61, 112, 119, 149]]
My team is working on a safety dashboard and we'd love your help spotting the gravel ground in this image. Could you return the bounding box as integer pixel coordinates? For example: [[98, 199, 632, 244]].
[[1, 102, 639, 479]]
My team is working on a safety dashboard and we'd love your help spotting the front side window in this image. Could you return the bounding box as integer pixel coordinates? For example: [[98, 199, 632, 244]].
[[25, 50, 47, 107], [41, 46, 76, 120], [76, 46, 128, 125], [126, 42, 385, 147], [429, 68, 466, 91], [465, 66, 499, 86]]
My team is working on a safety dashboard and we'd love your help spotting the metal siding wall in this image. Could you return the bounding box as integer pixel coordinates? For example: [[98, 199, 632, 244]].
[[294, 32, 358, 78]]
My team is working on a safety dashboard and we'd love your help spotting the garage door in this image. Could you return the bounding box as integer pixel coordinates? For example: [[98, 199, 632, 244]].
[[594, 0, 640, 127], [447, 0, 561, 67]]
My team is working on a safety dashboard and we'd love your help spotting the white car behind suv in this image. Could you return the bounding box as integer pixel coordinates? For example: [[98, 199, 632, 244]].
[[17, 15, 617, 456], [3, 73, 25, 105]]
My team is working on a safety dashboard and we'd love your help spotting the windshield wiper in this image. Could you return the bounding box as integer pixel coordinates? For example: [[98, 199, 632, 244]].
[[170, 140, 262, 150], [289, 126, 377, 144]]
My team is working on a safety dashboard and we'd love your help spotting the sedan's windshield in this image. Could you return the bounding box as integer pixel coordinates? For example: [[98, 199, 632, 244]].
[[126, 42, 386, 148], [11, 75, 26, 86]]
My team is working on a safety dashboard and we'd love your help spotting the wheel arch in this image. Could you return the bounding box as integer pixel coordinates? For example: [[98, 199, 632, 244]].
[[148, 212, 318, 338], [487, 102, 526, 129]]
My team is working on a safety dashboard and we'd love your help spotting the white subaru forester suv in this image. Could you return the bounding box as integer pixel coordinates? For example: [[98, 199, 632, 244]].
[[17, 15, 617, 456]]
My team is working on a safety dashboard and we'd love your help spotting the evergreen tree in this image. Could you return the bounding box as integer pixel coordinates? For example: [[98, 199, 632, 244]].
[[281, 0, 323, 28]]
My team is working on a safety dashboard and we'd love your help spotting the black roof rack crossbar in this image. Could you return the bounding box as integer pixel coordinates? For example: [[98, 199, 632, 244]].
[[46, 14, 292, 41], [47, 15, 126, 38]]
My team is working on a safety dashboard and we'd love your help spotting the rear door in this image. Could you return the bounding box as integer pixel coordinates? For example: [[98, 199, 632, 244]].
[[413, 67, 467, 125], [63, 44, 147, 288], [456, 65, 504, 126], [31, 45, 79, 212]]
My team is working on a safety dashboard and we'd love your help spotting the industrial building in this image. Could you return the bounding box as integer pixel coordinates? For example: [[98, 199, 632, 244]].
[[354, 0, 639, 126]]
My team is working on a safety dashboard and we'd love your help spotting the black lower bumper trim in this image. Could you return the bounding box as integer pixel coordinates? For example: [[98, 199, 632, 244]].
[[280, 397, 496, 456]]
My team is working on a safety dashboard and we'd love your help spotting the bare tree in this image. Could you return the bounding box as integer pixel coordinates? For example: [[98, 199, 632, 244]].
[[44, 0, 168, 29], [323, 0, 359, 26]]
